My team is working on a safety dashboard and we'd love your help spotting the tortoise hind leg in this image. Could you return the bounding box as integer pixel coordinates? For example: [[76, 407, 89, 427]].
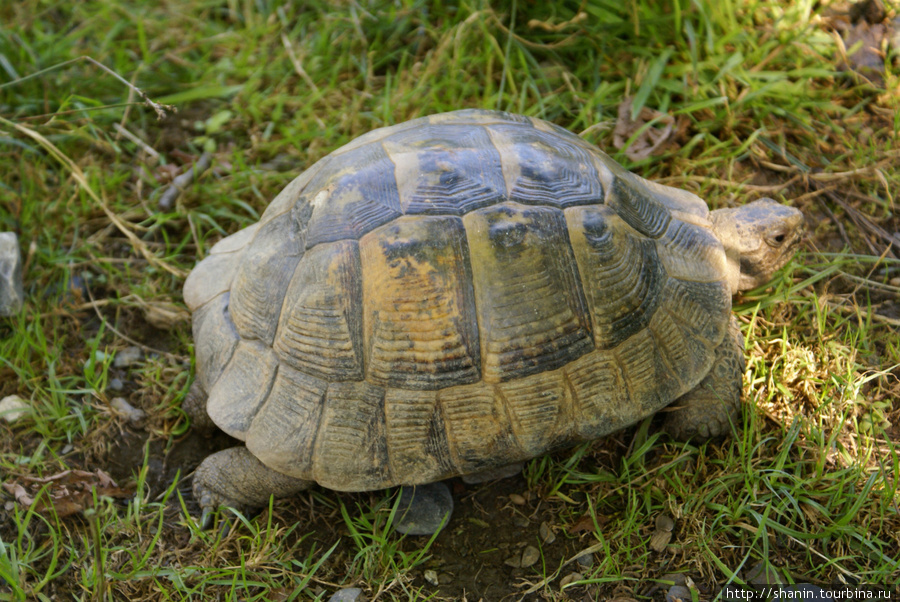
[[183, 380, 217, 432], [662, 316, 746, 441], [193, 446, 314, 527]]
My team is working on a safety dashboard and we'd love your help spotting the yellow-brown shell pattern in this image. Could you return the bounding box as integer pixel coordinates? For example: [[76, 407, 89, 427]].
[[184, 109, 730, 491]]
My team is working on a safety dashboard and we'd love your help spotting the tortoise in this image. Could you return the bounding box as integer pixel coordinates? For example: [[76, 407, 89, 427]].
[[182, 109, 803, 531]]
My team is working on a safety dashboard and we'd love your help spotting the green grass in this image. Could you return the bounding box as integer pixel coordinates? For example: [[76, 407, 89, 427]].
[[1, 0, 899, 599]]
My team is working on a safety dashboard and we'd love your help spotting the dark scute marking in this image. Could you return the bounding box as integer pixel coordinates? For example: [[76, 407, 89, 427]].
[[273, 241, 365, 381], [609, 173, 671, 238], [463, 202, 594, 383], [489, 124, 605, 208], [304, 142, 402, 247], [383, 125, 507, 215], [566, 205, 665, 351]]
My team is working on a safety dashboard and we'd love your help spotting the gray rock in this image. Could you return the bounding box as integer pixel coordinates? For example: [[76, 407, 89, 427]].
[[108, 378, 125, 391], [667, 585, 691, 602], [0, 232, 24, 316], [520, 545, 540, 568], [559, 572, 583, 588], [575, 551, 594, 569], [539, 521, 556, 544], [0, 395, 30, 423], [394, 482, 453, 535], [114, 346, 144, 368], [328, 588, 364, 602]]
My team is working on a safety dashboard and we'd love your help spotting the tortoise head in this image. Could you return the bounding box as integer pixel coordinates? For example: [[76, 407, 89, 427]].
[[710, 198, 804, 294]]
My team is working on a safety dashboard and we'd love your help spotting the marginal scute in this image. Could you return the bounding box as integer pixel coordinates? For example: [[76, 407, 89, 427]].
[[463, 202, 594, 383], [304, 142, 402, 247], [656, 219, 727, 283], [487, 124, 604, 208], [641, 179, 710, 223], [564, 350, 634, 439], [246, 366, 327, 478], [210, 223, 260, 255], [498, 370, 573, 456], [273, 240, 364, 381], [648, 307, 713, 399], [662, 278, 731, 348], [439, 382, 518, 474], [613, 327, 673, 414], [312, 381, 390, 491], [183, 252, 242, 312], [207, 340, 279, 439], [607, 171, 671, 238], [565, 205, 664, 349], [230, 211, 304, 344], [360, 216, 480, 390], [384, 389, 453, 484], [192, 292, 239, 392], [383, 125, 506, 215]]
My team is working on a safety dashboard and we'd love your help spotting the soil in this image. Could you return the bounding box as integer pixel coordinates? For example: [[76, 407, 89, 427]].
[[101, 425, 628, 600]]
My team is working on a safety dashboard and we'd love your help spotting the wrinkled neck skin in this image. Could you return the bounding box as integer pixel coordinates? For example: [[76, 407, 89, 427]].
[[710, 198, 805, 295]]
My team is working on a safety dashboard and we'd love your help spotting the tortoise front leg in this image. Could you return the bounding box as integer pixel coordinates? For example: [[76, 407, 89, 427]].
[[662, 316, 746, 441], [193, 446, 314, 527]]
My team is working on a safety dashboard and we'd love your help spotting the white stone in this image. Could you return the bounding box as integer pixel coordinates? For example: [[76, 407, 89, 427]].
[[114, 346, 144, 368], [0, 395, 30, 423], [111, 397, 146, 424]]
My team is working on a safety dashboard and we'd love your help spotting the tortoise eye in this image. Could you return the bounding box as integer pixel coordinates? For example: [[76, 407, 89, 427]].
[[767, 231, 787, 247]]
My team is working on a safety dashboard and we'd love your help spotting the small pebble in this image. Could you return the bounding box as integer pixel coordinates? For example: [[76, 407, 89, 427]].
[[504, 555, 521, 568], [520, 545, 540, 568], [114, 346, 144, 368], [667, 585, 691, 602], [0, 395, 30, 423], [513, 517, 529, 528], [559, 571, 583, 588], [575, 552, 594, 569], [394, 482, 453, 535], [539, 521, 556, 544], [890, 276, 900, 287], [111, 397, 146, 424], [423, 570, 439, 586], [328, 588, 364, 602], [108, 378, 125, 391], [437, 573, 453, 585], [509, 493, 526, 505]]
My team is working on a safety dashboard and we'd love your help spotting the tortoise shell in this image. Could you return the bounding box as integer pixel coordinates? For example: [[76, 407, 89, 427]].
[[184, 109, 731, 491]]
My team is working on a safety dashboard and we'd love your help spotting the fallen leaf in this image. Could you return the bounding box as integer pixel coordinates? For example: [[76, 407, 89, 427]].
[[613, 97, 675, 161]]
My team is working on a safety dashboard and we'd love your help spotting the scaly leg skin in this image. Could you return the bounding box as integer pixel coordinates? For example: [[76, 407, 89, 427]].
[[193, 446, 314, 528], [182, 380, 217, 433], [663, 316, 746, 441]]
